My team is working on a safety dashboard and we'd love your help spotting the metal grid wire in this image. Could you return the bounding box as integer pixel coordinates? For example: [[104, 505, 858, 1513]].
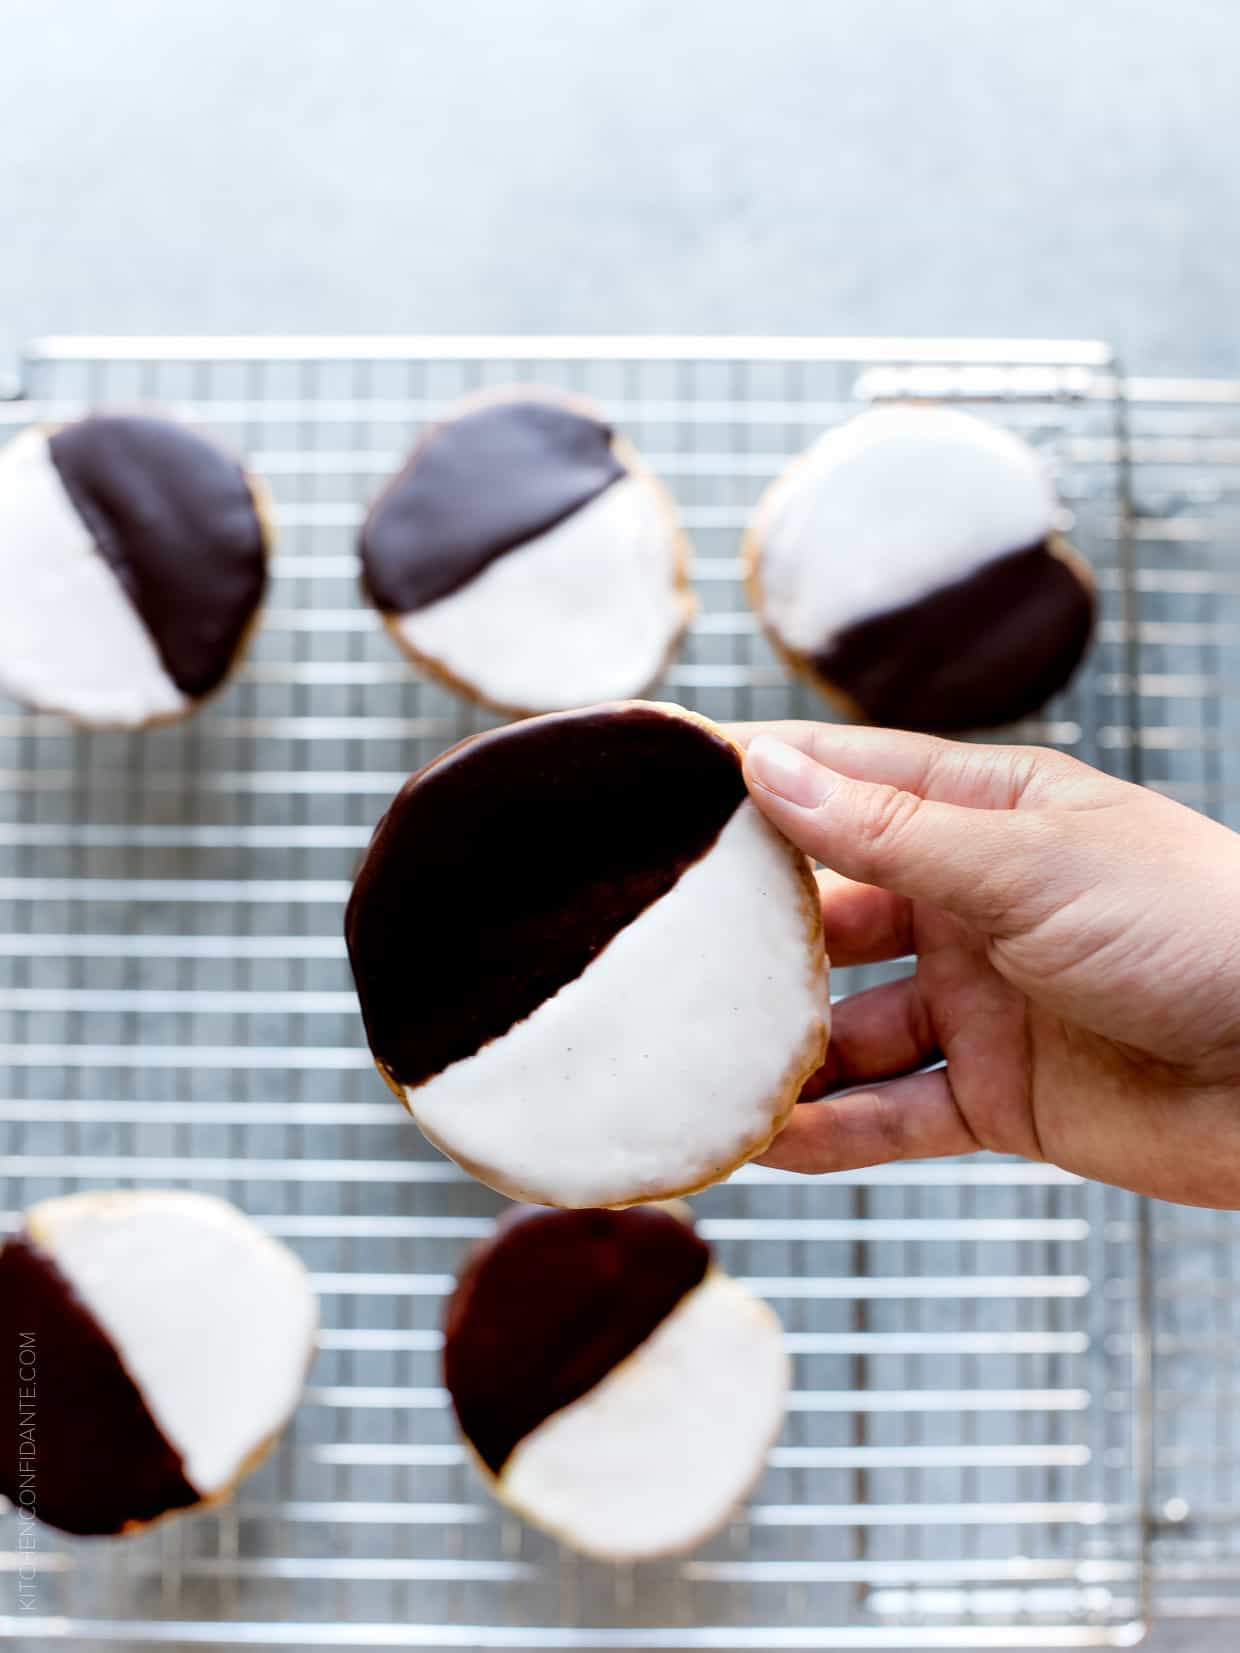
[[1, 333, 1222, 1650], [1115, 375, 1240, 1628]]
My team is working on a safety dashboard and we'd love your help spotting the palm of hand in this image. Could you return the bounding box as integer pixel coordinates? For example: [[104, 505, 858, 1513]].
[[911, 899, 1238, 1209]]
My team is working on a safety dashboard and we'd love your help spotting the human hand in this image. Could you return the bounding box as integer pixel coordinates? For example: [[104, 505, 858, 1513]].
[[734, 723, 1240, 1208]]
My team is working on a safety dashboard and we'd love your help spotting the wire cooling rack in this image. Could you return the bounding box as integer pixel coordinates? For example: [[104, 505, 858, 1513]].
[[0, 334, 1234, 1650]]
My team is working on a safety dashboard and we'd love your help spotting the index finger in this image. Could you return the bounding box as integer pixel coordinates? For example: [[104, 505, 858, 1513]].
[[723, 721, 1053, 811]]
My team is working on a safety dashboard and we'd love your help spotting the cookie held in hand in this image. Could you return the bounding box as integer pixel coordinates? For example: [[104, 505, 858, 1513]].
[[744, 405, 1095, 732], [443, 1203, 789, 1560], [359, 390, 694, 714], [0, 1190, 316, 1536], [345, 700, 829, 1208]]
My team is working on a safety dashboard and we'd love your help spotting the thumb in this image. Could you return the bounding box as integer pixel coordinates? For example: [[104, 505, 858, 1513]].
[[744, 734, 1049, 932]]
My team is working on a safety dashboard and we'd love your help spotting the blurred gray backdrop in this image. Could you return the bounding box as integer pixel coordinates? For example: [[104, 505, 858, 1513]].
[[2, 0, 1238, 379]]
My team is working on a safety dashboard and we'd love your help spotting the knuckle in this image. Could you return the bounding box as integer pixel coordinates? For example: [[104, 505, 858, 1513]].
[[917, 736, 965, 794], [857, 782, 923, 865], [867, 1087, 908, 1161], [1006, 746, 1062, 802], [981, 744, 1068, 807], [1021, 745, 1098, 800]]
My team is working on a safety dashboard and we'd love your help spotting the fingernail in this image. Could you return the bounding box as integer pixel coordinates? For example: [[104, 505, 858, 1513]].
[[746, 737, 833, 809]]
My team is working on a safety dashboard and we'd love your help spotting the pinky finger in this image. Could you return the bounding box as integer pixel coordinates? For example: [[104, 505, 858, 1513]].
[[756, 1069, 980, 1176]]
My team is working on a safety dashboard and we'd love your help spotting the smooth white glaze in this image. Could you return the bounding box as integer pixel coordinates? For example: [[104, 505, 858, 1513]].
[[0, 428, 188, 727], [395, 476, 689, 710], [30, 1189, 316, 1496], [758, 406, 1058, 653], [502, 1270, 788, 1560], [405, 799, 829, 1207]]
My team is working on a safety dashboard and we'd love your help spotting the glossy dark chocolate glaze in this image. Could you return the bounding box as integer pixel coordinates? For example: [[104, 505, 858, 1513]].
[[345, 704, 745, 1088], [359, 399, 626, 613], [443, 1205, 710, 1474], [48, 414, 267, 699], [0, 1233, 198, 1535], [812, 541, 1095, 733]]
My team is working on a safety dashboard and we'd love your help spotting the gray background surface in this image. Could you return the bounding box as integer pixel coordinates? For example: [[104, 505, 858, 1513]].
[[2, 0, 1239, 379], [3, 3, 1238, 1650]]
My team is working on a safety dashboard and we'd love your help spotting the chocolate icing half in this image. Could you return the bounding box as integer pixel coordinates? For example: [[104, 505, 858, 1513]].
[[47, 414, 267, 700], [345, 704, 746, 1089], [359, 399, 625, 614], [0, 1233, 198, 1536], [443, 1205, 710, 1474], [812, 541, 1095, 733]]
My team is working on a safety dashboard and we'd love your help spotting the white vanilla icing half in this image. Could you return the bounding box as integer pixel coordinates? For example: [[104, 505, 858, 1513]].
[[502, 1270, 788, 1560], [405, 799, 829, 1207], [0, 428, 188, 727], [29, 1189, 316, 1496], [395, 476, 689, 711], [758, 406, 1058, 653]]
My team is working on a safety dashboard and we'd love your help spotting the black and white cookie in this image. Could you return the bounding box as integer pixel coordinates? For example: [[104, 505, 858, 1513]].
[[359, 391, 695, 715], [0, 414, 269, 729], [744, 405, 1096, 732], [443, 1204, 788, 1560], [345, 701, 829, 1208], [0, 1190, 316, 1536]]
